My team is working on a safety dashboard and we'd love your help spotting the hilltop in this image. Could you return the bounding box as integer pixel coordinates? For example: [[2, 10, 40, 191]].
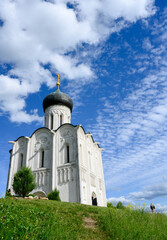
[[0, 198, 167, 239]]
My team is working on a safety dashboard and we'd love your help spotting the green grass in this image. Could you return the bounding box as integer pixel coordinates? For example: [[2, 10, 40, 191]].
[[0, 198, 167, 240]]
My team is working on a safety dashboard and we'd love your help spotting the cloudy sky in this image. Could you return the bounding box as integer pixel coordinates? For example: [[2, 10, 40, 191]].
[[0, 0, 167, 211]]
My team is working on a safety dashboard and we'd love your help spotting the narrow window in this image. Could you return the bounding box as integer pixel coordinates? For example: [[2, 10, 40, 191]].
[[51, 114, 54, 130], [60, 114, 63, 125], [45, 116, 46, 126], [88, 151, 91, 170], [83, 186, 86, 201], [40, 149, 44, 168], [80, 144, 83, 164], [67, 145, 70, 163], [20, 153, 23, 169]]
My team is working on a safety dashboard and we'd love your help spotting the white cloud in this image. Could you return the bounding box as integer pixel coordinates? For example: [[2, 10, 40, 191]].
[[0, 0, 155, 123], [73, 0, 155, 25], [0, 74, 43, 123], [108, 196, 133, 205], [142, 37, 153, 50], [87, 8, 167, 201], [129, 182, 167, 200]]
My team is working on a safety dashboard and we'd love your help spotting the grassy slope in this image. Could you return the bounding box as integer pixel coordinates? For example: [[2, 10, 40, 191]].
[[0, 199, 167, 240]]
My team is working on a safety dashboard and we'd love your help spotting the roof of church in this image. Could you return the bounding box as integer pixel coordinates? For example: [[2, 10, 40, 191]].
[[43, 88, 73, 112], [10, 124, 102, 149], [43, 74, 73, 112]]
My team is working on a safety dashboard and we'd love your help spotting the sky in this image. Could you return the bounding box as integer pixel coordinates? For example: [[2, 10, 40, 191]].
[[0, 0, 167, 212]]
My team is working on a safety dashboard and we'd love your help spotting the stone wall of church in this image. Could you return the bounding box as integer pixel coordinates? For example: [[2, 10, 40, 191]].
[[7, 137, 29, 195], [7, 124, 106, 206], [77, 126, 107, 207], [29, 128, 53, 195], [7, 128, 53, 196], [54, 124, 79, 203]]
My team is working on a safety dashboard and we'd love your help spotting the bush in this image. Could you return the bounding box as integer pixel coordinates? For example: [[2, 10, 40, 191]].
[[47, 188, 61, 201], [6, 189, 12, 197], [12, 167, 36, 197], [116, 201, 125, 209], [107, 202, 115, 208]]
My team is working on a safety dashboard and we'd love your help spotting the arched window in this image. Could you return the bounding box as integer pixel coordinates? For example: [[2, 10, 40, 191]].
[[60, 114, 63, 126], [80, 144, 83, 164], [40, 149, 44, 168], [66, 144, 70, 163], [92, 192, 97, 206], [83, 186, 86, 201], [58, 170, 61, 185], [51, 113, 54, 130], [88, 151, 91, 170], [20, 153, 23, 169]]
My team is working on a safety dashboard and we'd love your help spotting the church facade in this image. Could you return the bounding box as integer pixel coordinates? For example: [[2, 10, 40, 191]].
[[7, 77, 107, 206]]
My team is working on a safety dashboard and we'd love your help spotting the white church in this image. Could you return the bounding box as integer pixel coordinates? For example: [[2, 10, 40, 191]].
[[7, 75, 107, 207]]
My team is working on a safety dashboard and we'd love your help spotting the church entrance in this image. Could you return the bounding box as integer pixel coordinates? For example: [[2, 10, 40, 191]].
[[92, 192, 97, 206]]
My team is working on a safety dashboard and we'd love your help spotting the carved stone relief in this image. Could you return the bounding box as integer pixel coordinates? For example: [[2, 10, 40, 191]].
[[18, 140, 25, 151], [57, 166, 74, 185], [34, 170, 49, 187], [20, 140, 25, 148], [81, 168, 87, 182], [34, 133, 51, 152], [99, 179, 102, 190], [46, 105, 70, 116], [90, 174, 96, 187], [60, 127, 75, 138]]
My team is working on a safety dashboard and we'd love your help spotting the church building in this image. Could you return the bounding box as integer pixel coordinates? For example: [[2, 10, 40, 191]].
[[7, 75, 107, 206]]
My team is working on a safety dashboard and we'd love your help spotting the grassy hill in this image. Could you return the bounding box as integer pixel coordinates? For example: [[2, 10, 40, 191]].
[[0, 198, 167, 240]]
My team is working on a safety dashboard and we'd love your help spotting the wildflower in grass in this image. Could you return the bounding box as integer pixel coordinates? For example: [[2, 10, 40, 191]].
[[126, 203, 134, 211], [5, 189, 11, 197]]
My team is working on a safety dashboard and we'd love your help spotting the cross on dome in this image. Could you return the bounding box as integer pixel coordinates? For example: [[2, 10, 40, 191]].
[[56, 74, 60, 89], [43, 74, 73, 112]]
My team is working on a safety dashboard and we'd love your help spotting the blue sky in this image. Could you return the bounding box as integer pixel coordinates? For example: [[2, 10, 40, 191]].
[[0, 0, 167, 211]]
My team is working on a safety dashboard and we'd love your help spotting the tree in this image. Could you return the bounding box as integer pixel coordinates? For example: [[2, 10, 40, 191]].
[[107, 202, 115, 208], [47, 188, 61, 201], [12, 167, 36, 197], [116, 201, 125, 209]]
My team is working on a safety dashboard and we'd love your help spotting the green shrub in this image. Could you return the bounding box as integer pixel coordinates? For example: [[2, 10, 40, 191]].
[[5, 189, 12, 197], [12, 167, 36, 197], [116, 201, 125, 209], [107, 202, 115, 208], [47, 188, 61, 201]]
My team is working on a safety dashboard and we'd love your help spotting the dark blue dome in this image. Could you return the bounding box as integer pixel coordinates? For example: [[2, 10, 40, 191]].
[[43, 88, 73, 112]]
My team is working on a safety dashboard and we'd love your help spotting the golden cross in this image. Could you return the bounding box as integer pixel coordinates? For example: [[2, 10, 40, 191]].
[[56, 74, 60, 88]]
